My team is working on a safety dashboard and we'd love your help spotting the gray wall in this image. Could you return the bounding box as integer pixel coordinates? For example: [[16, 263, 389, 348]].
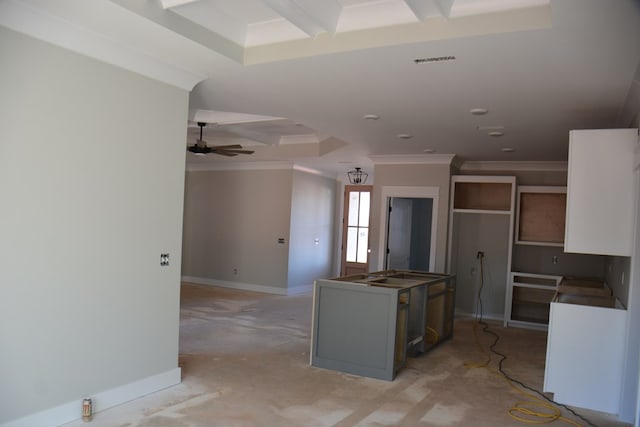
[[451, 213, 511, 318], [288, 170, 336, 289], [371, 163, 451, 272], [0, 28, 187, 423], [181, 168, 336, 292], [182, 169, 293, 290]]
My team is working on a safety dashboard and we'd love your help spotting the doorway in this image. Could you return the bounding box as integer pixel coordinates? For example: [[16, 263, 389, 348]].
[[377, 186, 439, 272], [386, 197, 433, 270]]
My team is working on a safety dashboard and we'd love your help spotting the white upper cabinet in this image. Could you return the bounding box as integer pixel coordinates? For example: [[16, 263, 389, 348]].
[[564, 129, 638, 256]]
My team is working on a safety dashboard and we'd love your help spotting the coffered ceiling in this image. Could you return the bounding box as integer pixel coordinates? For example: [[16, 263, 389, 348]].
[[3, 0, 639, 176]]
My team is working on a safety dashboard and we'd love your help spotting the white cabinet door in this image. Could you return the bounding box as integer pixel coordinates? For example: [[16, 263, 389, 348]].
[[564, 129, 637, 256], [544, 301, 626, 414]]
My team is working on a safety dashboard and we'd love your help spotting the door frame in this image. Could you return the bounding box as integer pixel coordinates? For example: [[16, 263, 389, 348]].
[[377, 186, 439, 272], [340, 184, 373, 276]]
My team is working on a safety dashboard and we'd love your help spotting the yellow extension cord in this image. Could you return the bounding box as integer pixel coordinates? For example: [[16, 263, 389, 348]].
[[464, 321, 583, 427]]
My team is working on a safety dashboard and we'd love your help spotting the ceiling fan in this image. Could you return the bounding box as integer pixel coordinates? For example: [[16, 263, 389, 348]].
[[187, 122, 255, 157]]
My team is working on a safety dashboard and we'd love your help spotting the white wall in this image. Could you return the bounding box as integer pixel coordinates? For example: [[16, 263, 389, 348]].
[[288, 170, 336, 291], [181, 169, 293, 292], [0, 28, 188, 424], [617, 60, 640, 424]]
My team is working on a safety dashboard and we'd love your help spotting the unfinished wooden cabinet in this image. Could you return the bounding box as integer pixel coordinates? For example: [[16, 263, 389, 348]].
[[515, 186, 566, 246], [564, 128, 637, 256], [452, 178, 514, 213], [505, 273, 561, 329]]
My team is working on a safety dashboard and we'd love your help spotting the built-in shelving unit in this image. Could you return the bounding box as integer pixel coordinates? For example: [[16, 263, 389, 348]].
[[448, 176, 515, 319], [506, 185, 568, 329]]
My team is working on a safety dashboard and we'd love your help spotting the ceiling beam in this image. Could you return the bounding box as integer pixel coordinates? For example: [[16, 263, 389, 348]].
[[159, 0, 201, 9], [433, 0, 454, 18], [262, 0, 342, 37], [404, 0, 441, 22]]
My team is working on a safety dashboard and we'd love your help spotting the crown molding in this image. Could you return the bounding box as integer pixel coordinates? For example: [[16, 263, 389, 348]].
[[186, 161, 338, 179], [459, 161, 568, 172], [0, 0, 207, 91], [186, 161, 295, 172], [370, 154, 456, 165]]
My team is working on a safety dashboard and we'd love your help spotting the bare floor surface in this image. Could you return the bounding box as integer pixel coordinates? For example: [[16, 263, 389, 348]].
[[65, 283, 628, 427]]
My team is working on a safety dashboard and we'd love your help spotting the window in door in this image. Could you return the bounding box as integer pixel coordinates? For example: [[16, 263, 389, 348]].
[[341, 185, 372, 276]]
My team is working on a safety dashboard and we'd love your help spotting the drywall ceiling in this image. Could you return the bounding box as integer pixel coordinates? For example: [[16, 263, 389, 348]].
[[4, 0, 640, 176]]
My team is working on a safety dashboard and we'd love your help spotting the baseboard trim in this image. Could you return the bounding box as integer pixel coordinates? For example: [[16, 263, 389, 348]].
[[287, 283, 313, 295], [455, 311, 504, 323], [182, 276, 288, 295], [1, 368, 181, 427], [181, 276, 313, 296]]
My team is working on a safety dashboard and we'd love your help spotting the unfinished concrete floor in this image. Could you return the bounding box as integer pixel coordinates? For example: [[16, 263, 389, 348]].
[[65, 283, 628, 427]]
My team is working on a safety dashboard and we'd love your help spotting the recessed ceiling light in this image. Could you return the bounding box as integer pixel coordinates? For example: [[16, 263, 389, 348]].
[[488, 131, 504, 137], [501, 147, 515, 152], [397, 133, 413, 140], [363, 114, 380, 120], [423, 149, 435, 153], [470, 108, 489, 115]]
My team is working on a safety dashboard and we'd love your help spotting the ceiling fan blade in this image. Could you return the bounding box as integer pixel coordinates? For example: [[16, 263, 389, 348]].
[[209, 144, 243, 150], [225, 149, 255, 155], [211, 150, 238, 157]]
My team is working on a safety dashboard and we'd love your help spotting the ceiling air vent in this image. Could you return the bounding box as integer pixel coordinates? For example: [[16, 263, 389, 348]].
[[414, 56, 456, 64]]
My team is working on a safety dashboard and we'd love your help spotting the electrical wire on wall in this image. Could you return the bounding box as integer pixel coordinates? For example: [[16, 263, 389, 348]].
[[466, 252, 598, 427]]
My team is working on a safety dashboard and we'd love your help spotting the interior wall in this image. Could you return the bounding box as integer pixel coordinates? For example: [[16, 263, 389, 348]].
[[371, 163, 450, 272], [451, 213, 511, 318], [0, 28, 187, 423], [512, 246, 605, 278], [181, 168, 293, 291], [288, 170, 336, 290], [617, 58, 640, 423]]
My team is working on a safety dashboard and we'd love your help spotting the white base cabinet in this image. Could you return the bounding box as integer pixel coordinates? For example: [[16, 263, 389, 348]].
[[544, 296, 626, 414]]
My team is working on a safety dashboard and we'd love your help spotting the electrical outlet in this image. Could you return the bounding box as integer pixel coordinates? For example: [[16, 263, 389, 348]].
[[476, 251, 484, 259], [160, 253, 169, 266], [233, 268, 238, 275]]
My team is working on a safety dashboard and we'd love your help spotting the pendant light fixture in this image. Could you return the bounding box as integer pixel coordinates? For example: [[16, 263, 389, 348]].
[[347, 167, 368, 185]]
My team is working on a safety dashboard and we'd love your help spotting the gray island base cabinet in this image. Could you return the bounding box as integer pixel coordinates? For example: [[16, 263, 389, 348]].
[[310, 270, 455, 381]]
